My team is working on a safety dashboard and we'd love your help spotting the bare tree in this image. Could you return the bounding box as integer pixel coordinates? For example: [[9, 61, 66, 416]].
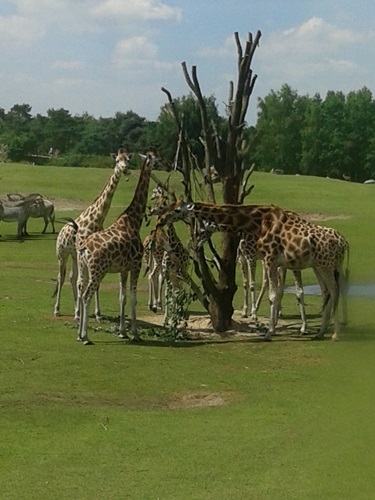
[[161, 31, 261, 332]]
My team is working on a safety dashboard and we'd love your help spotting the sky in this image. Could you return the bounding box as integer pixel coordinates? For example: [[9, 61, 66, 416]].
[[0, 0, 374, 125]]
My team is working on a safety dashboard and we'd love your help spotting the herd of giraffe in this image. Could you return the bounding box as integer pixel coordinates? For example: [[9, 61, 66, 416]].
[[53, 149, 349, 345]]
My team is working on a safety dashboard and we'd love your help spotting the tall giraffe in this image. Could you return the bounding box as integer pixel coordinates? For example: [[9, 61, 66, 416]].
[[237, 233, 307, 332], [74, 150, 158, 345], [155, 199, 349, 341], [53, 148, 131, 320], [237, 209, 315, 328]]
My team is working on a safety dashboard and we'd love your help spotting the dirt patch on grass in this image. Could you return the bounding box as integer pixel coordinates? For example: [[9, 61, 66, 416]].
[[139, 309, 316, 341], [51, 197, 88, 212], [167, 391, 231, 409], [300, 212, 351, 222]]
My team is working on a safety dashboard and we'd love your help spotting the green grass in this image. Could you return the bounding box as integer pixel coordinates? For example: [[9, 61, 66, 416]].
[[1, 163, 375, 499]]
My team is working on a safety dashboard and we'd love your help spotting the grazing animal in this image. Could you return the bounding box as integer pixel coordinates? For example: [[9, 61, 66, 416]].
[[53, 148, 131, 320], [0, 197, 44, 239], [5, 192, 56, 235], [155, 199, 349, 340], [74, 150, 159, 345]]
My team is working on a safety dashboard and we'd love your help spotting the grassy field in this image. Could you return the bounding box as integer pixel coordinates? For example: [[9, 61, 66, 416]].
[[1, 162, 375, 499]]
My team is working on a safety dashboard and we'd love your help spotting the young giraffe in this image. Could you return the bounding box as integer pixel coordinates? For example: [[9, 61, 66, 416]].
[[74, 150, 159, 345], [142, 186, 170, 312], [161, 222, 190, 325], [143, 186, 189, 320], [143, 226, 170, 312], [155, 199, 349, 341], [53, 148, 131, 320]]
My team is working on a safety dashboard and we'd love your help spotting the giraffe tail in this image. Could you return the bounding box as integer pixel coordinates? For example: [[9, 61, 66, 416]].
[[56, 217, 79, 232]]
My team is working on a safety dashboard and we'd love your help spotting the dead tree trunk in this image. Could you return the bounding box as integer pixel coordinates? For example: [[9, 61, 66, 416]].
[[163, 31, 261, 332]]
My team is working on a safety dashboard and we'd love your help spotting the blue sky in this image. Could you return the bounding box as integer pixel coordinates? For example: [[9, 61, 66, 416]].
[[0, 0, 374, 125]]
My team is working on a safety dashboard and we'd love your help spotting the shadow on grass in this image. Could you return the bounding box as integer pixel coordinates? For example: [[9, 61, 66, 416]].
[[0, 233, 57, 243]]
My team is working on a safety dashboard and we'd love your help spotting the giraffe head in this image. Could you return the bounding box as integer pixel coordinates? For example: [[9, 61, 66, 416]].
[[155, 197, 194, 228], [114, 148, 132, 176]]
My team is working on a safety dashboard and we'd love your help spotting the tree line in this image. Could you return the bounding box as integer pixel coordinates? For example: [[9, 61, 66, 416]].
[[2, 83, 375, 181]]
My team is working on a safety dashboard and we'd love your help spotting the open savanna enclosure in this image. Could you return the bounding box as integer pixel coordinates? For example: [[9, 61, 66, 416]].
[[1, 162, 375, 499]]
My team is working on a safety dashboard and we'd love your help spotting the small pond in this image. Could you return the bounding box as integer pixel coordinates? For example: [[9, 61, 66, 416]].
[[285, 284, 375, 297]]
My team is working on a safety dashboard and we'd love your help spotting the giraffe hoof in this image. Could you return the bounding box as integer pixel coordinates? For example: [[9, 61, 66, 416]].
[[311, 335, 324, 341], [83, 339, 94, 345]]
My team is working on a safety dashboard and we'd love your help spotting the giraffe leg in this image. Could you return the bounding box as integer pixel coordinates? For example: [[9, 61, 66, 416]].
[[53, 255, 68, 317], [314, 269, 339, 340], [238, 252, 249, 318], [163, 278, 170, 326], [148, 265, 158, 313], [292, 270, 308, 334], [120, 261, 142, 341], [156, 270, 163, 310], [263, 261, 279, 341], [78, 282, 95, 345], [118, 271, 129, 339], [127, 265, 142, 341], [255, 261, 268, 319], [69, 256, 80, 321], [249, 258, 258, 320], [94, 289, 101, 321]]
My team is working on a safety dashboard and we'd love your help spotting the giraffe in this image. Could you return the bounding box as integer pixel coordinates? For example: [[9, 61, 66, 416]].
[[142, 186, 170, 312], [154, 199, 349, 341], [74, 150, 159, 345], [237, 209, 316, 329], [53, 148, 131, 320], [143, 226, 170, 312], [161, 221, 190, 325], [237, 233, 307, 332], [190, 209, 308, 331], [143, 186, 190, 320]]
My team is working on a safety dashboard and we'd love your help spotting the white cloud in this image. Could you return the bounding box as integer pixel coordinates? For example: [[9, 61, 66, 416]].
[[91, 0, 182, 22], [0, 15, 43, 49], [255, 16, 374, 96], [114, 36, 158, 60], [111, 35, 178, 73], [264, 17, 372, 58]]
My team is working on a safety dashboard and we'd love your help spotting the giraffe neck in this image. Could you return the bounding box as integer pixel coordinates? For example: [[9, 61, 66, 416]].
[[192, 203, 280, 232], [77, 165, 123, 226], [167, 223, 182, 247], [122, 156, 152, 230]]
